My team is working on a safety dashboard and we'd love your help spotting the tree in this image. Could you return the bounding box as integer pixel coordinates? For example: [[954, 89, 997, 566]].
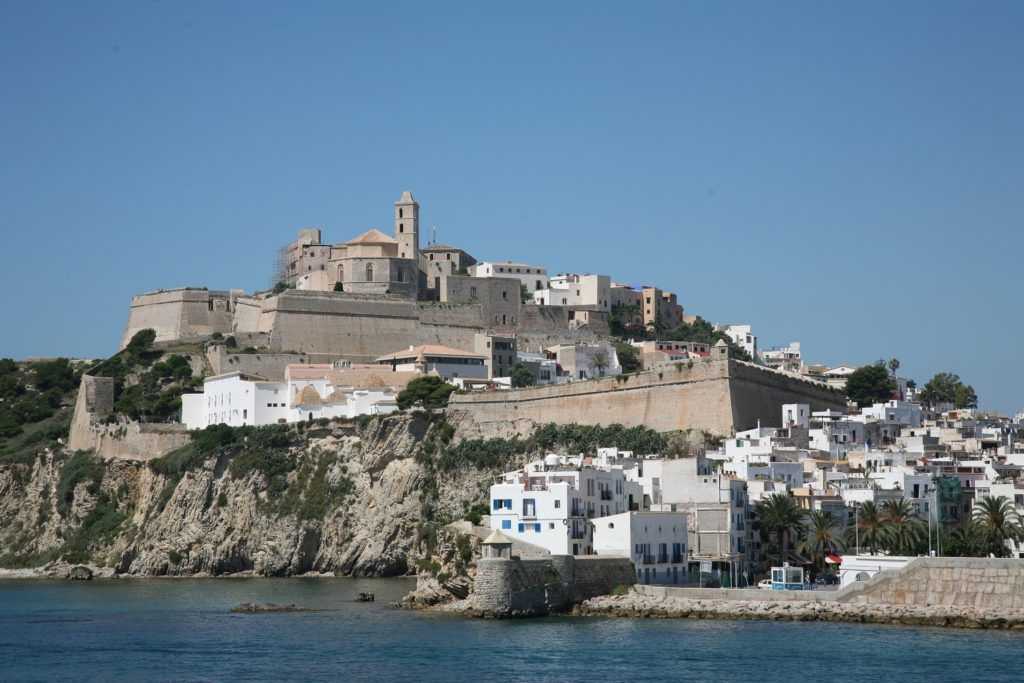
[[844, 363, 896, 407], [919, 372, 978, 409], [800, 511, 844, 577], [756, 494, 805, 567], [850, 501, 886, 554], [32, 358, 76, 393], [396, 376, 455, 410], [510, 364, 535, 388], [880, 499, 925, 555], [333, 282, 344, 292], [590, 350, 611, 377], [887, 358, 900, 376], [614, 342, 641, 374], [520, 284, 530, 304], [972, 496, 1024, 558]]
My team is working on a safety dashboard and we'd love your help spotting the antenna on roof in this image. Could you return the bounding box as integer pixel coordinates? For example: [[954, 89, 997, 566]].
[[431, 225, 437, 245]]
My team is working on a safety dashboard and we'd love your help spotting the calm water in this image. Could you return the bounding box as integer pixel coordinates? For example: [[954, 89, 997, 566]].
[[0, 578, 1019, 682]]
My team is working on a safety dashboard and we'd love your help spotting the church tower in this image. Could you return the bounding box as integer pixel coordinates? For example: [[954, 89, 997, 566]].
[[394, 191, 419, 261]]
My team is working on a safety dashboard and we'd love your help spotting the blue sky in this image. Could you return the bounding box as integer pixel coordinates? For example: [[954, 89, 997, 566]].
[[1, 1, 1021, 412]]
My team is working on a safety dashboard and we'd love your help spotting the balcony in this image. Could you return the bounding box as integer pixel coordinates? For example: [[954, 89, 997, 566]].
[[671, 553, 684, 564], [641, 554, 656, 565], [600, 490, 613, 501], [657, 553, 669, 564]]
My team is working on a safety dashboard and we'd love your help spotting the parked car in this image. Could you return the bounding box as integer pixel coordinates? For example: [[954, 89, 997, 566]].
[[757, 579, 773, 590]]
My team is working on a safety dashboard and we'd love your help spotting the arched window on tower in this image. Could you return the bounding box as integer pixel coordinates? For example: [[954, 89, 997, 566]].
[[399, 224, 404, 233], [338, 265, 344, 282], [366, 263, 374, 282], [399, 208, 404, 218]]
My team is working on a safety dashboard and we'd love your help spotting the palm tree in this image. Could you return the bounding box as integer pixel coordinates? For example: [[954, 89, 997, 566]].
[[881, 499, 925, 555], [888, 358, 900, 376], [944, 521, 986, 557], [972, 496, 1024, 558], [756, 493, 805, 567], [848, 501, 886, 554], [800, 510, 844, 576]]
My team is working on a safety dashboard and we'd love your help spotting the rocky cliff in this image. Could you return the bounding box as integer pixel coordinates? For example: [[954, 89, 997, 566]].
[[0, 413, 520, 578]]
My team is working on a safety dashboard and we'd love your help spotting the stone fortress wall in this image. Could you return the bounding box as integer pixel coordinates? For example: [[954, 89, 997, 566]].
[[449, 354, 847, 437], [472, 555, 636, 616], [68, 375, 190, 460], [121, 286, 608, 362]]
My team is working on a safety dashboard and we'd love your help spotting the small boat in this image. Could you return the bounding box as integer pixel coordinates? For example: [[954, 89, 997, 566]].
[[356, 592, 375, 602]]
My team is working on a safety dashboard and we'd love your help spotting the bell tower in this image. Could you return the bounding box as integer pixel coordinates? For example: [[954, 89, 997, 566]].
[[395, 191, 419, 261]]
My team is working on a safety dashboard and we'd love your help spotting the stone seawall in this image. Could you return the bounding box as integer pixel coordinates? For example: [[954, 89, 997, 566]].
[[578, 558, 1024, 629], [468, 555, 634, 617], [450, 357, 847, 437]]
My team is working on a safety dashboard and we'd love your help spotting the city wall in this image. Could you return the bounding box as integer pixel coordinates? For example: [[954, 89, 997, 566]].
[[68, 376, 190, 460], [260, 290, 419, 360], [449, 357, 847, 437], [472, 555, 635, 616], [120, 288, 239, 349]]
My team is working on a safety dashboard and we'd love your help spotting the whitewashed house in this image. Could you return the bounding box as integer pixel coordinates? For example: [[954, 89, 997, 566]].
[[592, 511, 689, 585]]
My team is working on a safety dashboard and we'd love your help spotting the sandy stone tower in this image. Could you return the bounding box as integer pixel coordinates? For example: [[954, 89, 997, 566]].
[[394, 191, 419, 260]]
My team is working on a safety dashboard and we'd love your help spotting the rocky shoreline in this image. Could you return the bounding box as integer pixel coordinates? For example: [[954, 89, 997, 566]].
[[575, 592, 1024, 630]]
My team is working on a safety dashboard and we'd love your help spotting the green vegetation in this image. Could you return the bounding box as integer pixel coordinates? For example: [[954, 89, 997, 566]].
[[919, 372, 978, 409], [57, 451, 105, 514], [510, 364, 535, 388], [0, 358, 78, 464], [397, 376, 456, 410], [613, 341, 641, 374], [844, 362, 897, 407], [608, 310, 752, 362], [756, 493, 805, 568]]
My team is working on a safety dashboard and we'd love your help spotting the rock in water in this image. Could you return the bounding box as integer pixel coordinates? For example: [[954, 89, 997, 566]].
[[68, 566, 93, 581]]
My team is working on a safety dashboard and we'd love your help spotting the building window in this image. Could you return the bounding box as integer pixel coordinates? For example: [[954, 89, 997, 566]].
[[501, 519, 511, 530], [399, 208, 404, 218], [366, 263, 374, 281], [399, 224, 404, 233], [518, 523, 525, 533]]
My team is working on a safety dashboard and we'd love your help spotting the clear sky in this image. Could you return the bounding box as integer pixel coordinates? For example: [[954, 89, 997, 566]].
[[1, 1, 1021, 412]]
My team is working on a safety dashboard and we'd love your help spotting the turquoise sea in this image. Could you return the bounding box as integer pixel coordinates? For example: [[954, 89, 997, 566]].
[[0, 578, 1019, 682]]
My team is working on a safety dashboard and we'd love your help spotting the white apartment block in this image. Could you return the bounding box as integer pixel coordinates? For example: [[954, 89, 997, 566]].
[[534, 273, 611, 312], [592, 511, 689, 585], [469, 261, 549, 293], [489, 457, 643, 556], [858, 400, 923, 428], [718, 324, 757, 359], [760, 342, 802, 373]]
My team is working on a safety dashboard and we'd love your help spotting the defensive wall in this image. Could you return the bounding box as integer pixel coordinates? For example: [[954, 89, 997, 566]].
[[122, 287, 604, 364], [68, 375, 190, 460], [633, 557, 1024, 610], [449, 355, 847, 437], [472, 555, 635, 616]]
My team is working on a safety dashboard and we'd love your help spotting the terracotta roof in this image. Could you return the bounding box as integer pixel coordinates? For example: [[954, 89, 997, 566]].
[[285, 364, 334, 380], [375, 344, 487, 362], [346, 228, 397, 245], [421, 243, 463, 252]]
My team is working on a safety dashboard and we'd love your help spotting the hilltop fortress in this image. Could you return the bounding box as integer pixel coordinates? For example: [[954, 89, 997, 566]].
[[112, 190, 846, 445], [121, 192, 606, 375]]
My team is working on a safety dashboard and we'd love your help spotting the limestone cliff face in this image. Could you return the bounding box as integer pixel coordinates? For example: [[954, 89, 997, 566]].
[[0, 414, 511, 578]]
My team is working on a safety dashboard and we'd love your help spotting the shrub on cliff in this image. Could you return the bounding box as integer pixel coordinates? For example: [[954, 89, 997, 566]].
[[530, 423, 665, 455], [397, 376, 455, 410], [57, 451, 105, 515]]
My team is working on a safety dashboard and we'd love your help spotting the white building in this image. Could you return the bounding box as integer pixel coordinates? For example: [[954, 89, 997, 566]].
[[859, 400, 923, 428], [548, 341, 621, 380], [375, 344, 488, 380], [181, 364, 410, 430], [760, 342, 802, 373], [489, 456, 643, 556], [469, 261, 549, 293], [592, 511, 689, 585], [838, 555, 912, 588], [782, 403, 810, 429], [718, 324, 757, 359], [534, 273, 611, 312]]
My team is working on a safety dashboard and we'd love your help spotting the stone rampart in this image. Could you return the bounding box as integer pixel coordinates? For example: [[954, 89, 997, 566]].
[[471, 555, 634, 616], [259, 290, 419, 360], [120, 288, 238, 349], [205, 345, 340, 382], [450, 357, 847, 437], [835, 557, 1024, 609]]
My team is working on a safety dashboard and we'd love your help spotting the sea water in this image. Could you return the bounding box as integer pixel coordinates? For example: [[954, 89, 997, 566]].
[[0, 578, 1018, 682]]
